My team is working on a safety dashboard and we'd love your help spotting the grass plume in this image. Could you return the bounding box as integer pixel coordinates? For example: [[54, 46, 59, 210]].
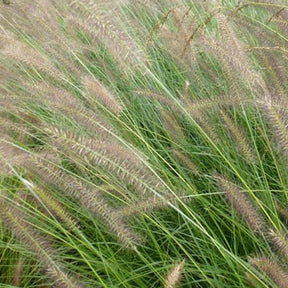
[[250, 257, 288, 288], [164, 260, 185, 288], [215, 174, 266, 234], [0, 0, 288, 287], [0, 201, 86, 288]]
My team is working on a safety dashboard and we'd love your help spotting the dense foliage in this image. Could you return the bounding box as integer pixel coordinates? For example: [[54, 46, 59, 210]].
[[0, 1, 288, 287]]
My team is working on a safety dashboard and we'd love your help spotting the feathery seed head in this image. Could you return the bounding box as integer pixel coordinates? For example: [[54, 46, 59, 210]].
[[268, 229, 288, 261], [250, 256, 288, 288], [83, 75, 123, 115], [219, 110, 255, 163], [215, 174, 266, 233], [164, 260, 185, 288]]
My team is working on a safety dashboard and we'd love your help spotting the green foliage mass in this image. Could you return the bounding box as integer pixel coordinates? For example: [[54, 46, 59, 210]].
[[0, 1, 288, 287]]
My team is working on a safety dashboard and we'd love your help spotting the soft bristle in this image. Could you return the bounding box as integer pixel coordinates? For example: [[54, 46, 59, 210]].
[[250, 256, 288, 288], [0, 202, 86, 288], [219, 110, 255, 163], [215, 174, 266, 234], [27, 158, 143, 249], [83, 75, 123, 115], [268, 229, 288, 261], [164, 260, 185, 288]]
